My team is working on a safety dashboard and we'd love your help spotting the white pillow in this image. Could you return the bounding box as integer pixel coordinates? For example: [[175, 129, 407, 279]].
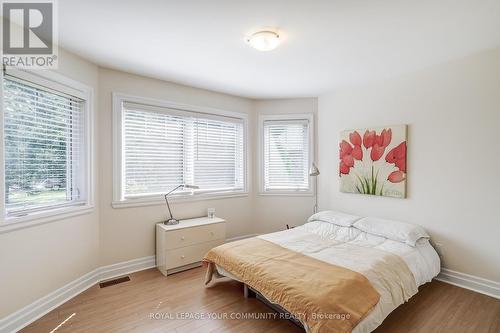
[[307, 210, 362, 227], [354, 217, 429, 246]]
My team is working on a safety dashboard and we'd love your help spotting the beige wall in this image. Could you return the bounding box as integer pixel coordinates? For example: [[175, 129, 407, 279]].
[[97, 68, 257, 266], [252, 99, 318, 234], [97, 70, 317, 265], [0, 49, 100, 318], [317, 47, 500, 282]]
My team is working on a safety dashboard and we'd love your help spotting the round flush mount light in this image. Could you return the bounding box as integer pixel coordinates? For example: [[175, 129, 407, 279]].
[[246, 30, 280, 51]]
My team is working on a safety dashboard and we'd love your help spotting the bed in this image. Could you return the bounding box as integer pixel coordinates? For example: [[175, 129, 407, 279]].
[[204, 211, 441, 333]]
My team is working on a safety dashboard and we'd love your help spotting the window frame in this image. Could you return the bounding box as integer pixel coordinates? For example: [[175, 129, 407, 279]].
[[258, 113, 314, 196], [112, 92, 249, 208], [0, 68, 94, 232]]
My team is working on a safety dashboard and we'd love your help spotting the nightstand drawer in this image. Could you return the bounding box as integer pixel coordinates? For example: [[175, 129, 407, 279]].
[[164, 223, 226, 250], [164, 239, 224, 269]]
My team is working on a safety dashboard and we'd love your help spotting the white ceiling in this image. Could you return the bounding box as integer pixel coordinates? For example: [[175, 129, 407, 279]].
[[59, 0, 500, 99]]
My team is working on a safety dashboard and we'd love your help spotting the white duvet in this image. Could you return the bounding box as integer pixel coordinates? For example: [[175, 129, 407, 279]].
[[296, 221, 441, 288], [217, 220, 440, 332]]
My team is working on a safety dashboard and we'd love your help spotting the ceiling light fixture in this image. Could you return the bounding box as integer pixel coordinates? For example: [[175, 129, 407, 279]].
[[246, 30, 280, 51]]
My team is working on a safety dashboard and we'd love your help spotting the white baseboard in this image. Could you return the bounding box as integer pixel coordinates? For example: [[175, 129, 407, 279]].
[[97, 256, 156, 282], [0, 256, 156, 333], [226, 233, 258, 242], [0, 270, 98, 333], [436, 268, 500, 299]]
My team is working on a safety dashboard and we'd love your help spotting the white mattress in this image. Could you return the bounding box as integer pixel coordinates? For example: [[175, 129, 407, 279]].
[[216, 220, 440, 332]]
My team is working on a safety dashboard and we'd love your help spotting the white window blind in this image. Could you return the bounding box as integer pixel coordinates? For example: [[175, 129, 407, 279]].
[[263, 119, 310, 191], [3, 75, 86, 216], [191, 118, 244, 192], [122, 103, 245, 199]]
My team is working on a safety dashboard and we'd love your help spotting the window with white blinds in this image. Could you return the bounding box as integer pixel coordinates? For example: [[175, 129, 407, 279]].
[[262, 117, 311, 192], [120, 102, 245, 200], [2, 75, 87, 217]]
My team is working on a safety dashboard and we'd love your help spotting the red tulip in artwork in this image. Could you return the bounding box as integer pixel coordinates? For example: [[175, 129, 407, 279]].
[[386, 142, 406, 173], [362, 130, 376, 149], [349, 131, 363, 160], [388, 170, 405, 183], [339, 125, 407, 197]]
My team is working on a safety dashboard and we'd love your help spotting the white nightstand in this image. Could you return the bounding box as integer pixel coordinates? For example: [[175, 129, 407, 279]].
[[156, 217, 226, 276]]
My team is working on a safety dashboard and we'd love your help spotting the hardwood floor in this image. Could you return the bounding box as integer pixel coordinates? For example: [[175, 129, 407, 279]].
[[21, 267, 500, 333]]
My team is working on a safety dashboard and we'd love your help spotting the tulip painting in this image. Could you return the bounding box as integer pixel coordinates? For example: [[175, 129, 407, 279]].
[[339, 125, 407, 198]]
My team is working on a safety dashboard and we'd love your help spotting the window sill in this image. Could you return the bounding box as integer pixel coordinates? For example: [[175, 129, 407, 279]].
[[258, 191, 314, 197], [112, 191, 249, 209], [0, 204, 94, 234]]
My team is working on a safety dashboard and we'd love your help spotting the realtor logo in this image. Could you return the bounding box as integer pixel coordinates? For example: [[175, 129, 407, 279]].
[[2, 0, 58, 68]]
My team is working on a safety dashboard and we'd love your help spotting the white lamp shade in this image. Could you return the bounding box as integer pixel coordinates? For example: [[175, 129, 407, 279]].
[[309, 163, 320, 176]]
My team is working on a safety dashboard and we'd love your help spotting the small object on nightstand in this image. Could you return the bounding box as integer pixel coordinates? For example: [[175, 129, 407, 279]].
[[156, 216, 226, 277], [207, 208, 215, 218]]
